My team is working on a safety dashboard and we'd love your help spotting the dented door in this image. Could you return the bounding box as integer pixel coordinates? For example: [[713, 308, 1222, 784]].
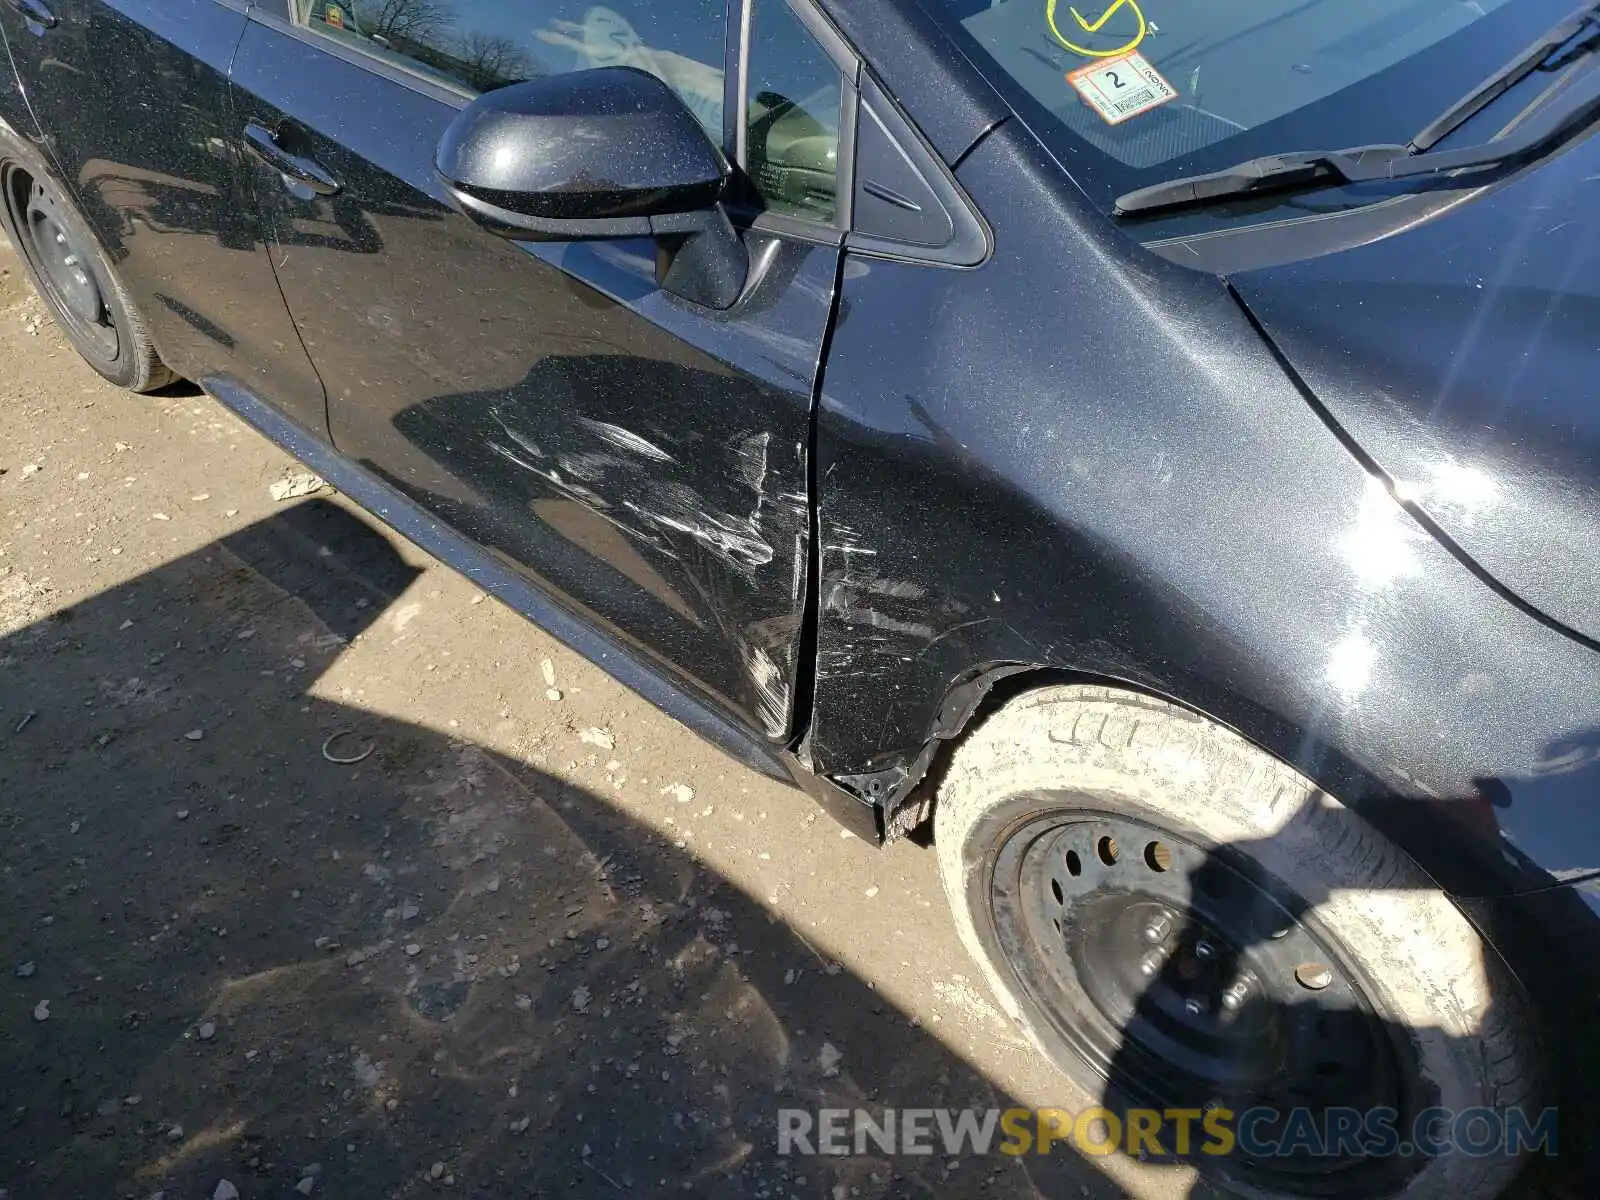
[[229, 8, 834, 741]]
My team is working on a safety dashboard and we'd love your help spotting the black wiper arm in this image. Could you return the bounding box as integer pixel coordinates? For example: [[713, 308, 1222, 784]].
[[1113, 144, 1410, 216], [1115, 1, 1600, 218], [1411, 0, 1600, 152]]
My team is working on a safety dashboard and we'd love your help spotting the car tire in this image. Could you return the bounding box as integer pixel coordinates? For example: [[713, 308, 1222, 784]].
[[934, 684, 1538, 1200], [0, 156, 175, 393]]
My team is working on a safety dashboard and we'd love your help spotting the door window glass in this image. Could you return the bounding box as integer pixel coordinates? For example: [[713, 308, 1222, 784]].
[[743, 0, 842, 223], [288, 0, 727, 139]]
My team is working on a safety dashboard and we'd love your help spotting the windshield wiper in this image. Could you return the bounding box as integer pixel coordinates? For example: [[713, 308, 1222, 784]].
[[1412, 0, 1600, 151], [1114, 2, 1600, 217]]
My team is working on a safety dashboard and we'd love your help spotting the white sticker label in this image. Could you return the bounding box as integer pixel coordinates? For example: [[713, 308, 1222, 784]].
[[1067, 51, 1178, 125]]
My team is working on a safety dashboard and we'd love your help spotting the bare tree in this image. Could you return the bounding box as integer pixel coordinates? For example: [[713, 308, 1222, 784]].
[[358, 0, 451, 45], [455, 31, 534, 91]]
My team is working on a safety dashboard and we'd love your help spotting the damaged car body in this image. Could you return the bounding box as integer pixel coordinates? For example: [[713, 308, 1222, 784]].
[[5, 0, 1600, 1195]]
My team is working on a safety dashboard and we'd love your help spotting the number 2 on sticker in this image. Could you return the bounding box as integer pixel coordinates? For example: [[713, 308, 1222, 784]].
[[1105, 69, 1125, 88], [1046, 0, 1147, 58]]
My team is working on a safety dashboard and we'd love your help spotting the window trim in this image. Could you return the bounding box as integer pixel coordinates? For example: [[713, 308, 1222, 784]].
[[245, 4, 476, 108], [249, 0, 746, 121], [846, 71, 992, 268], [731, 0, 753, 169]]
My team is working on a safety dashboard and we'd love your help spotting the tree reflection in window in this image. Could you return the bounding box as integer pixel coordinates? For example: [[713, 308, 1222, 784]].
[[289, 0, 726, 137]]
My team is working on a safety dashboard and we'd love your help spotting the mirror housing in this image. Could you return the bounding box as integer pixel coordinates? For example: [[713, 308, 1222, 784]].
[[435, 67, 728, 236], [435, 67, 747, 308]]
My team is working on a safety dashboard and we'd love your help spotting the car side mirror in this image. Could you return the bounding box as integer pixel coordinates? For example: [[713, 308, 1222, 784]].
[[435, 66, 748, 309]]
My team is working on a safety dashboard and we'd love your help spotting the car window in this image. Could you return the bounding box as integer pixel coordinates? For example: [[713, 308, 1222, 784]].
[[943, 0, 1526, 169], [743, 0, 842, 224], [918, 0, 1573, 212], [287, 0, 728, 140]]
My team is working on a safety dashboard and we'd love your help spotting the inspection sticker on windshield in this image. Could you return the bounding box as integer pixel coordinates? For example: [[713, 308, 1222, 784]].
[[1067, 52, 1177, 125]]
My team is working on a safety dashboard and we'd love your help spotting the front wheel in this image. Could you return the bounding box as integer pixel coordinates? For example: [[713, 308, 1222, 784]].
[[935, 685, 1538, 1200]]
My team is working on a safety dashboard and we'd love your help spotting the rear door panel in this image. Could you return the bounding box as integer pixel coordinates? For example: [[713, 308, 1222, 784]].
[[0, 0, 327, 432], [0, 11, 33, 137], [230, 9, 833, 740]]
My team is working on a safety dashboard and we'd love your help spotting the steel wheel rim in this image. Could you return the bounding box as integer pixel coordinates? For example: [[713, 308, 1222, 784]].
[[13, 175, 118, 359], [987, 805, 1421, 1189]]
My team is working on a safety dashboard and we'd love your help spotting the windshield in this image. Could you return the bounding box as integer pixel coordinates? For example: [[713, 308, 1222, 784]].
[[926, 0, 1580, 208]]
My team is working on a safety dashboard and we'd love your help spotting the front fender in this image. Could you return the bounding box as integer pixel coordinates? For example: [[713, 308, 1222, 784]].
[[808, 120, 1600, 902]]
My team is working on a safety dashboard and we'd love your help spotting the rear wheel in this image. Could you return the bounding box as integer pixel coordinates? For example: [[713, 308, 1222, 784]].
[[935, 685, 1537, 1200], [0, 159, 174, 392]]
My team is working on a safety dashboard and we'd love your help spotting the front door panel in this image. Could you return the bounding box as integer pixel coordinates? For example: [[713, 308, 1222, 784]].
[[230, 11, 836, 740]]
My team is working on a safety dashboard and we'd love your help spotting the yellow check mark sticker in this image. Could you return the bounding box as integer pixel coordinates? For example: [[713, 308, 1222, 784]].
[[1070, 0, 1131, 32], [1047, 0, 1147, 58]]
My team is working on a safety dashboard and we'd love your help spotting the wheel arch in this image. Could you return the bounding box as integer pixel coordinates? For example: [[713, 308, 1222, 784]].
[[0, 109, 49, 214], [883, 665, 1337, 841], [839, 643, 1548, 942]]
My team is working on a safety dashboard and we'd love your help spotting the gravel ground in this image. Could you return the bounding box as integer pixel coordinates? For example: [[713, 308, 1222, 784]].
[[0, 239, 1219, 1199]]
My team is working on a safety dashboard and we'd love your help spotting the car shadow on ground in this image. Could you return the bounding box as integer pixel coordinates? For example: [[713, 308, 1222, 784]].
[[1, 497, 1586, 1200], [0, 499, 1128, 1199]]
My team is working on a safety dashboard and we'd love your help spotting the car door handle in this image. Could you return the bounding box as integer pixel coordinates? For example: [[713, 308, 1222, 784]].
[[4, 0, 58, 28], [242, 123, 341, 197]]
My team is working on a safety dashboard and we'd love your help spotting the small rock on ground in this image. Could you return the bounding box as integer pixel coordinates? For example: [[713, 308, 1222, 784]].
[[819, 1041, 842, 1077]]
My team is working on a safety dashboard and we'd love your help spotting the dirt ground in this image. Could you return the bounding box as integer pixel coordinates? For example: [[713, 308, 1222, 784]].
[[0, 238, 1229, 1200]]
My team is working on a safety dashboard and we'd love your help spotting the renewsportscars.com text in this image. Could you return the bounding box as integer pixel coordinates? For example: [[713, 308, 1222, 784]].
[[777, 1106, 1558, 1160]]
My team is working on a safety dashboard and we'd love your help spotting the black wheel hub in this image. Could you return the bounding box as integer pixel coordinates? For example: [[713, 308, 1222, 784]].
[[9, 173, 118, 359], [990, 808, 1419, 1189]]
